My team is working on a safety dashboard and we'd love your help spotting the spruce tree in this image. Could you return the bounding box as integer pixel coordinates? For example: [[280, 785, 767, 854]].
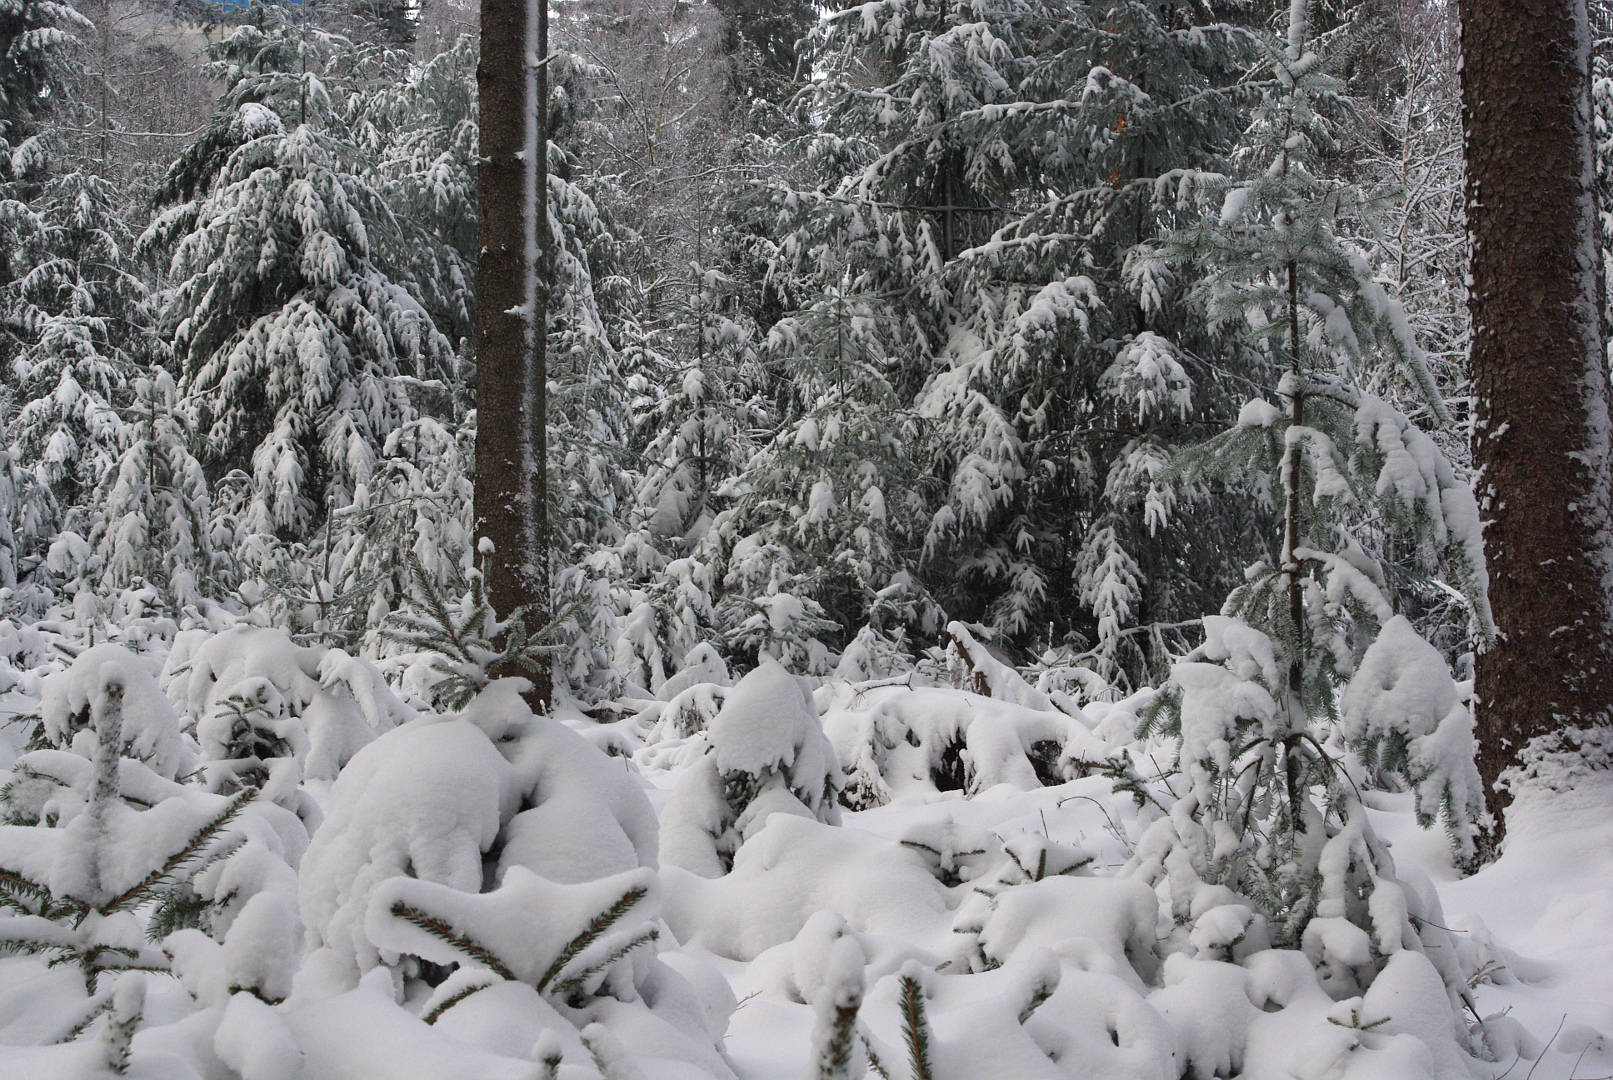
[[717, 275, 932, 646], [94, 372, 217, 611], [144, 4, 452, 540], [5, 165, 149, 537], [1116, 1, 1490, 980], [759, 1, 1291, 680]]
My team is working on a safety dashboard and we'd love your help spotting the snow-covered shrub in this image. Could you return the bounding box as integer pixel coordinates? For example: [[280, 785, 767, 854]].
[[594, 642, 734, 767], [194, 676, 307, 801], [663, 813, 953, 960], [380, 556, 572, 711], [37, 643, 194, 781], [1124, 616, 1478, 1015], [613, 552, 724, 697], [713, 533, 839, 675], [819, 675, 1110, 811], [834, 624, 916, 683], [0, 657, 251, 997], [804, 931, 866, 1080], [896, 819, 1004, 888], [299, 679, 658, 980], [660, 658, 843, 876], [949, 874, 1161, 986], [943, 623, 1060, 710], [167, 624, 410, 782], [294, 677, 734, 1076], [1340, 616, 1484, 852], [369, 864, 662, 1012]]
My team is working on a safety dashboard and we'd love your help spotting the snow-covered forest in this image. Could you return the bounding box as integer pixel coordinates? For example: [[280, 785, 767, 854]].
[[0, 0, 1610, 1077]]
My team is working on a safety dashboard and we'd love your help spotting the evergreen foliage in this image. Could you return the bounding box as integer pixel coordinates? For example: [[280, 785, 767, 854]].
[[0, 0, 84, 138], [143, 3, 451, 538], [1113, 1, 1489, 1007], [381, 553, 576, 709], [897, 967, 934, 1080], [94, 372, 217, 610], [0, 158, 154, 572], [0, 674, 251, 993], [0, 5, 1532, 1076]]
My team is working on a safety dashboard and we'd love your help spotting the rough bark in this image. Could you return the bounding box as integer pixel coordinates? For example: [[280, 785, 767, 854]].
[[1461, 0, 1613, 847], [475, 0, 551, 704]]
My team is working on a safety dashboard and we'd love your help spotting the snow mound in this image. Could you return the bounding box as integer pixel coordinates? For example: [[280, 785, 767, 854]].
[[41, 643, 194, 779]]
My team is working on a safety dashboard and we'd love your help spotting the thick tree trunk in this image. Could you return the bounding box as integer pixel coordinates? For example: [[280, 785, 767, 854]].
[[1461, 0, 1613, 848], [476, 0, 551, 704]]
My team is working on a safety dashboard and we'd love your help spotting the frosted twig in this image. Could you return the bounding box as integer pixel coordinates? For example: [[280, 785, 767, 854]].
[[1524, 1016, 1568, 1080]]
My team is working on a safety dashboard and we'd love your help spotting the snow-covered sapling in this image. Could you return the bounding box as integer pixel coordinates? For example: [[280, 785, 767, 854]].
[[0, 662, 251, 994], [382, 553, 576, 709], [196, 677, 306, 797], [661, 658, 844, 876], [808, 935, 867, 1080]]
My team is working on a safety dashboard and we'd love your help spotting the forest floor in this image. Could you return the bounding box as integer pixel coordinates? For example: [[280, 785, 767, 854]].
[[637, 765, 1613, 1080], [2, 628, 1609, 1080]]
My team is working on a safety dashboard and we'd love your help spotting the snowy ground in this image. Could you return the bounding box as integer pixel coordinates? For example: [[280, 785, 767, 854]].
[[677, 772, 1613, 1080], [1396, 779, 1613, 1080], [0, 625, 1610, 1080], [700, 777, 1141, 1080]]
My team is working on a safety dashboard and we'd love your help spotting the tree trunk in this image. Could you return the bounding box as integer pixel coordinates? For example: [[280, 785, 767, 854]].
[[476, 0, 551, 705], [1461, 0, 1613, 849]]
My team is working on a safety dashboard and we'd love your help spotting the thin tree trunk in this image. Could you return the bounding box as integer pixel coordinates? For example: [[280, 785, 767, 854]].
[[1461, 0, 1613, 849], [476, 0, 551, 705], [1284, 259, 1305, 719], [532, 0, 551, 674]]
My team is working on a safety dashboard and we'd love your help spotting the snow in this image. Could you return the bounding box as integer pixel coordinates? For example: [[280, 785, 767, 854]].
[[496, 682, 659, 884], [1, 4, 1582, 1077], [4, 646, 1611, 1080], [171, 626, 411, 782], [1341, 616, 1484, 852], [660, 659, 841, 877], [297, 711, 517, 980], [368, 864, 661, 995], [41, 643, 193, 781], [663, 813, 952, 960], [279, 970, 544, 1080], [1238, 397, 1282, 428]]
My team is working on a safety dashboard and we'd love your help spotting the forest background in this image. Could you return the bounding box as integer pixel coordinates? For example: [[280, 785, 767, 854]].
[[0, 0, 1511, 710]]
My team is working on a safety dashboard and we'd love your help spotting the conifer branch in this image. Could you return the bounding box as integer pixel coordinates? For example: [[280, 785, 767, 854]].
[[100, 973, 144, 1074], [815, 997, 863, 1080], [549, 927, 659, 996], [100, 790, 251, 914], [535, 884, 648, 993], [537, 1042, 564, 1080], [51, 993, 112, 1044], [898, 973, 934, 1080], [421, 981, 492, 1024], [1018, 977, 1055, 1024], [0, 864, 55, 902], [860, 1025, 891, 1080], [386, 900, 517, 981], [409, 551, 467, 655]]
